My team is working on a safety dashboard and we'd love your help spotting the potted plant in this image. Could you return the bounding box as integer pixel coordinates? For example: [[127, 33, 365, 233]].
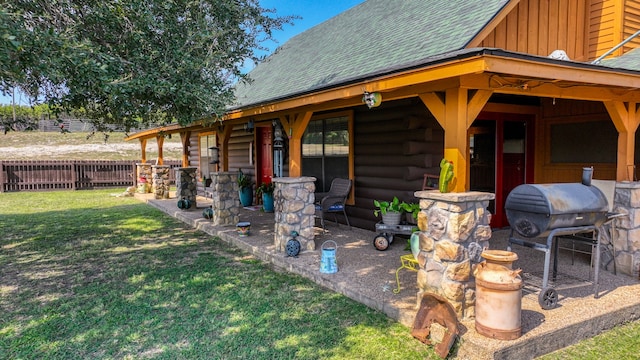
[[373, 196, 404, 225], [201, 175, 212, 187], [237, 169, 253, 207], [374, 197, 420, 225], [257, 181, 275, 212]]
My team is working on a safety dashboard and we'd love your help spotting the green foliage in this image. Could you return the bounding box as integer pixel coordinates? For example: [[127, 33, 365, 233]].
[[237, 168, 252, 189], [256, 181, 275, 195], [374, 196, 419, 219], [0, 1, 296, 131], [0, 104, 53, 132]]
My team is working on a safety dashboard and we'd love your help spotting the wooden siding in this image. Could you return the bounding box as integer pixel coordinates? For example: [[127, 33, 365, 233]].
[[589, 0, 619, 60], [623, 0, 640, 53], [478, 0, 588, 60], [588, 0, 640, 60]]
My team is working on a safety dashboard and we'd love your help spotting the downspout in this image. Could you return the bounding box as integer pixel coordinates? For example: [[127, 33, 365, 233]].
[[592, 29, 640, 64]]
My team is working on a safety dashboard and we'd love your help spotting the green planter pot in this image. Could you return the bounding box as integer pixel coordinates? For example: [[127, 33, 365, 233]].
[[239, 187, 253, 207], [262, 193, 274, 212]]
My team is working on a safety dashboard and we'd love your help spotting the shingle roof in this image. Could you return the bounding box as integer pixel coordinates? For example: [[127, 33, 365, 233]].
[[232, 0, 510, 109], [601, 47, 640, 71]]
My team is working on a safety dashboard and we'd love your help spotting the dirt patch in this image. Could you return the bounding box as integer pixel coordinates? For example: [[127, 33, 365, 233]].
[[0, 142, 183, 160]]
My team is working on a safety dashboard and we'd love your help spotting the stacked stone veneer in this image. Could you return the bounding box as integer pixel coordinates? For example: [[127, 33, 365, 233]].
[[136, 163, 152, 192], [151, 165, 171, 199], [273, 177, 316, 252], [209, 172, 240, 226], [413, 190, 495, 321], [612, 182, 640, 277], [175, 167, 198, 209]]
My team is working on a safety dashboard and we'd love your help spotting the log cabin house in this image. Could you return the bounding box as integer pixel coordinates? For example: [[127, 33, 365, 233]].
[[127, 0, 640, 273]]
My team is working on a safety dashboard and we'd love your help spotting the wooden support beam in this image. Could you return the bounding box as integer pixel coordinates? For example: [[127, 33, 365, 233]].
[[139, 139, 147, 163], [604, 101, 640, 181], [288, 112, 313, 176], [419, 88, 492, 192], [156, 135, 164, 165], [180, 131, 191, 168], [219, 124, 233, 172]]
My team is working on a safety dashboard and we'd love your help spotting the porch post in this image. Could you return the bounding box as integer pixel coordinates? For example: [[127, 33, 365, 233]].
[[219, 124, 233, 172], [604, 101, 640, 181], [139, 138, 147, 163], [156, 135, 164, 165], [180, 131, 190, 168], [286, 112, 313, 177], [420, 88, 492, 192]]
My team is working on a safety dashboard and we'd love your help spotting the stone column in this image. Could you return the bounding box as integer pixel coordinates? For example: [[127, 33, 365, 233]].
[[151, 165, 171, 199], [210, 172, 240, 226], [413, 190, 495, 321], [612, 182, 640, 277], [175, 167, 198, 209], [273, 177, 316, 252], [136, 163, 152, 192]]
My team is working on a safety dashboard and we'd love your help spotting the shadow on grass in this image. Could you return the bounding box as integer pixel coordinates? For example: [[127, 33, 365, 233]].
[[1, 192, 435, 359]]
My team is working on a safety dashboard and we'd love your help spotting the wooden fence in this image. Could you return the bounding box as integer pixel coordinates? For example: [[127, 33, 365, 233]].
[[0, 160, 183, 192]]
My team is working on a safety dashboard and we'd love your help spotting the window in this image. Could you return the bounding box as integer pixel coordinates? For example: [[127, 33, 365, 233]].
[[199, 132, 217, 179], [301, 111, 353, 197]]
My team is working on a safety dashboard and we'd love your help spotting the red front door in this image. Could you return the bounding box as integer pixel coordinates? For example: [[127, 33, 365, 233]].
[[470, 112, 534, 228], [256, 126, 273, 185]]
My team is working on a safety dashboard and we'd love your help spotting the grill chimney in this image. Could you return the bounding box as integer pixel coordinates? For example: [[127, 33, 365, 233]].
[[582, 167, 593, 186]]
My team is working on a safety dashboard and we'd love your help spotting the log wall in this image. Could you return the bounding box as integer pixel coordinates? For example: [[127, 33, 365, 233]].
[[350, 98, 444, 230]]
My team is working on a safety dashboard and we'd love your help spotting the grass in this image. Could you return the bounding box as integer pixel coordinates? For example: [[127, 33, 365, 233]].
[[0, 131, 183, 160], [0, 189, 437, 359], [538, 320, 640, 360]]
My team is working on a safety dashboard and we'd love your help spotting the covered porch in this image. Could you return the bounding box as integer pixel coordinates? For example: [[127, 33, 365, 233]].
[[135, 191, 640, 359]]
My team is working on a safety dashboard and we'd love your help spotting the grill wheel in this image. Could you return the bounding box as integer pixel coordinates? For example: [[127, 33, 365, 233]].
[[538, 287, 558, 309]]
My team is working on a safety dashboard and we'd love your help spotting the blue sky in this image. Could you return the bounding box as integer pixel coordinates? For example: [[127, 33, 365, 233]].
[[1, 0, 364, 105]]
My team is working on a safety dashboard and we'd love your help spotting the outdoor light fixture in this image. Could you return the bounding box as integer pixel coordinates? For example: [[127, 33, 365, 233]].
[[245, 119, 255, 133], [362, 91, 382, 109], [208, 146, 220, 164], [273, 120, 284, 178]]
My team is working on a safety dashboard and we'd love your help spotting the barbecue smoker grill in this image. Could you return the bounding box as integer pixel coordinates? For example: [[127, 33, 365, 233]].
[[505, 169, 614, 309]]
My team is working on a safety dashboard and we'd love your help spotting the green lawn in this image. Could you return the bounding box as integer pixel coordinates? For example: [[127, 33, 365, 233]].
[[2, 190, 640, 359], [0, 190, 436, 359]]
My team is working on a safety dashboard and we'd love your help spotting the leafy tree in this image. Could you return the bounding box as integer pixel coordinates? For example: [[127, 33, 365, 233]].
[[0, 0, 294, 131]]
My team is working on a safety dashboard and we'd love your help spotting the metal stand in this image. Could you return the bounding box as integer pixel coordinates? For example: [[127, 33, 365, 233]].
[[507, 225, 600, 309], [373, 222, 416, 251]]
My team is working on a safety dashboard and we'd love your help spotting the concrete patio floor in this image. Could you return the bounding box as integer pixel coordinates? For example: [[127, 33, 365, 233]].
[[135, 193, 640, 359]]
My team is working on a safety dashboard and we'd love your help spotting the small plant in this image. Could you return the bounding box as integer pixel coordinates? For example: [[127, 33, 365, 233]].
[[201, 175, 212, 187], [373, 196, 402, 216], [237, 169, 252, 189], [374, 196, 420, 220], [403, 202, 421, 221], [256, 182, 275, 195]]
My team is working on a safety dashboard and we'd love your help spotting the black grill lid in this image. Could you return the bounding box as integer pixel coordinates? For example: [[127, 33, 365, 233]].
[[505, 183, 608, 215]]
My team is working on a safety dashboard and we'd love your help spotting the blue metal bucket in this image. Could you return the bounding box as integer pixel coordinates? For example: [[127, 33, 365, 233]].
[[320, 240, 338, 274]]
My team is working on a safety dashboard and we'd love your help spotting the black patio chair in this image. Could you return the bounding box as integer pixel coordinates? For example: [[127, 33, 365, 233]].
[[315, 178, 352, 231]]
